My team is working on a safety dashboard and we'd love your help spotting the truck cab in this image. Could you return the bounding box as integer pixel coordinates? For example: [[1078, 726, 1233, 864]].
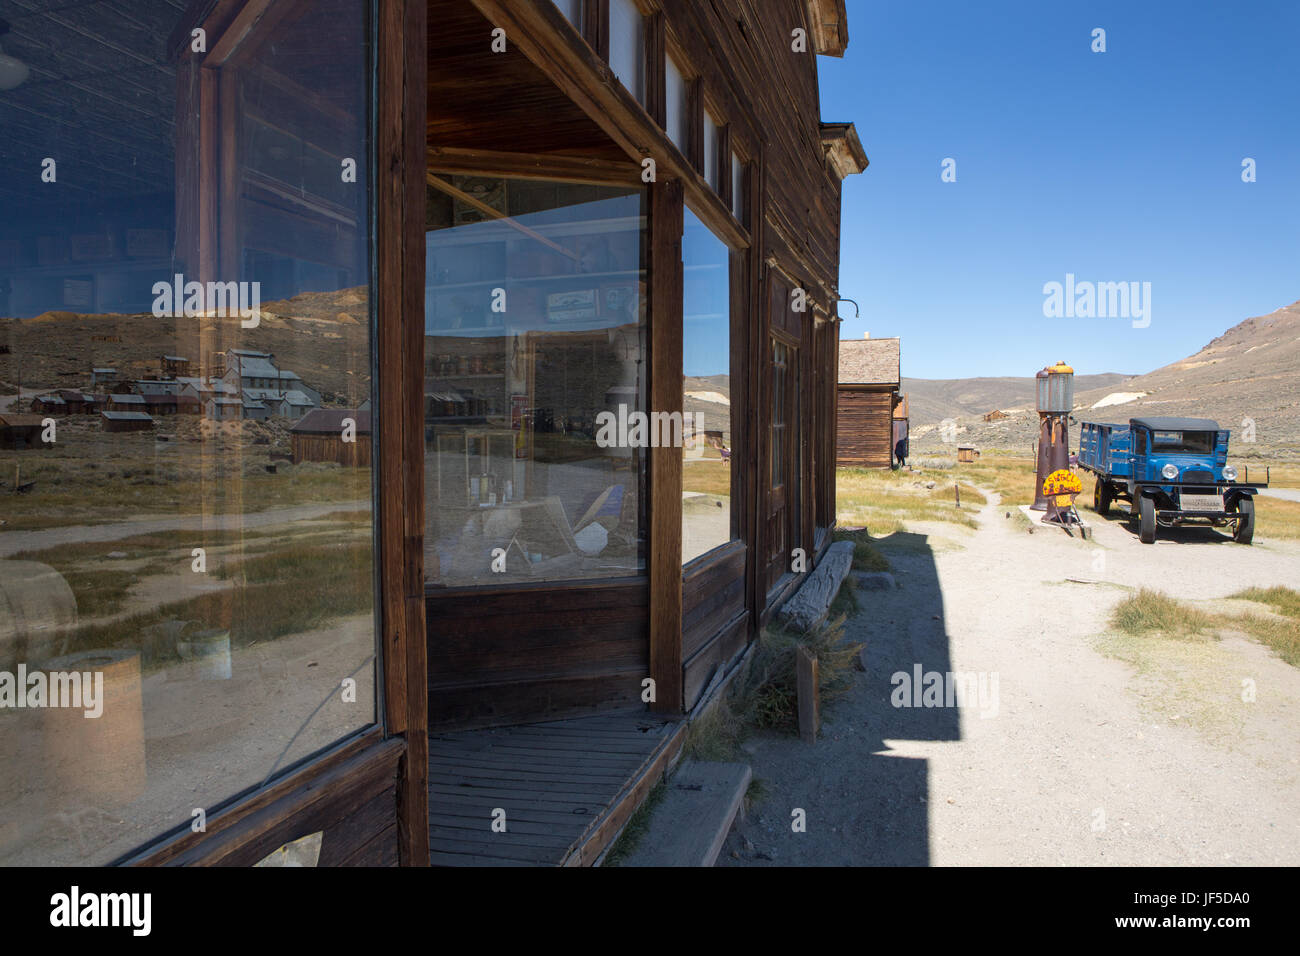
[[1077, 417, 1267, 544]]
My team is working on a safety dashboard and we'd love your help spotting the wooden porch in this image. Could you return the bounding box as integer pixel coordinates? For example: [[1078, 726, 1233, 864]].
[[428, 713, 686, 866]]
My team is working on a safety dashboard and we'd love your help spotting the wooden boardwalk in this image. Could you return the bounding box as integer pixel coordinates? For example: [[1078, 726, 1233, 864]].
[[428, 712, 686, 866]]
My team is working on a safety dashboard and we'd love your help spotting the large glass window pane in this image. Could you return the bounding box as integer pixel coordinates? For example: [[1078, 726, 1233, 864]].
[[609, 0, 645, 104], [666, 56, 689, 152], [424, 179, 647, 586], [682, 209, 732, 564], [0, 0, 376, 866]]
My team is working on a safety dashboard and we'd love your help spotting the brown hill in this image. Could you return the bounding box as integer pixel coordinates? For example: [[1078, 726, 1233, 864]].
[[902, 373, 1128, 427], [911, 299, 1300, 456], [0, 288, 371, 405]]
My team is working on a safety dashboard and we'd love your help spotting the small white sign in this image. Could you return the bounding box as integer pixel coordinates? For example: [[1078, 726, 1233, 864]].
[[1180, 493, 1223, 512]]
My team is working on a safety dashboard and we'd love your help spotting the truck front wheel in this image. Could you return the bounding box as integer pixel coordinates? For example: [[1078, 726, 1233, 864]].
[[1233, 496, 1255, 545], [1138, 496, 1156, 544], [1094, 478, 1112, 516]]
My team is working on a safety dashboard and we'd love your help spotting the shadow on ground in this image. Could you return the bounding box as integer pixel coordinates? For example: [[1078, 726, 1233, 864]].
[[721, 530, 953, 866]]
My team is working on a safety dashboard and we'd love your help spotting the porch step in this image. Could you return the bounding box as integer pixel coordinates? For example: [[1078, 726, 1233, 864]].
[[619, 760, 752, 867]]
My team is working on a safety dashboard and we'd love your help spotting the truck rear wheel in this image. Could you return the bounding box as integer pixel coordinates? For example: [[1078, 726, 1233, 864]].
[[1138, 496, 1156, 544], [1233, 496, 1255, 545], [1094, 478, 1112, 516]]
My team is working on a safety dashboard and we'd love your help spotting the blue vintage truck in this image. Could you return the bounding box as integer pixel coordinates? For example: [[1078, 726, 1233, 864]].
[[1077, 417, 1267, 544]]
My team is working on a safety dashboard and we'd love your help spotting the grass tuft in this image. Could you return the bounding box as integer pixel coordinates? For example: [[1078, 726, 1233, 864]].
[[1112, 589, 1215, 638]]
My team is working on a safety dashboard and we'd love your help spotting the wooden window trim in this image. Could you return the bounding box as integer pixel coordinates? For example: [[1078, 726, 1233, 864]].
[[646, 10, 666, 127], [586, 0, 609, 60], [376, 0, 429, 865], [648, 178, 685, 714]]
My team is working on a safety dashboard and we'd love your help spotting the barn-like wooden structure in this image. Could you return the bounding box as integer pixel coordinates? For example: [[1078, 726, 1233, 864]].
[[836, 336, 902, 468], [0, 0, 866, 868]]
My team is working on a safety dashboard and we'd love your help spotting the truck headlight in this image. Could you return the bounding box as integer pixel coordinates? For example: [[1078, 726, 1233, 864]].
[[1223, 465, 1238, 481], [1161, 463, 1179, 480]]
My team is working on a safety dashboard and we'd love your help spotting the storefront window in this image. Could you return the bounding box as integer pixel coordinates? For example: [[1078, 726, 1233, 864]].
[[682, 209, 732, 564], [424, 178, 647, 586], [0, 0, 375, 865]]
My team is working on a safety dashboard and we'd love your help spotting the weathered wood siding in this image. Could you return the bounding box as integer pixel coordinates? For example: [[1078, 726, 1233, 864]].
[[291, 433, 372, 467], [836, 386, 894, 468], [426, 579, 650, 731], [682, 541, 748, 710]]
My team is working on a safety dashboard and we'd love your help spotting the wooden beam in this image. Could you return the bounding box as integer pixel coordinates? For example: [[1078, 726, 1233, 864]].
[[426, 146, 641, 185], [427, 173, 582, 261], [119, 728, 392, 864], [377, 0, 429, 867], [648, 177, 684, 714]]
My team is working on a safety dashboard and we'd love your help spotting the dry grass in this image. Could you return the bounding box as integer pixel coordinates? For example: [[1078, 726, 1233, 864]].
[[1110, 587, 1300, 667], [832, 527, 890, 572], [836, 465, 983, 534], [1253, 495, 1300, 540], [732, 616, 863, 732], [1226, 587, 1300, 665], [47, 540, 374, 671], [950, 455, 1039, 508], [682, 455, 732, 497], [1112, 589, 1216, 638]]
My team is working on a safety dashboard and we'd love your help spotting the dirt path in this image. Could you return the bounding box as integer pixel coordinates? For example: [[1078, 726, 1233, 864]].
[[721, 494, 1300, 866], [0, 500, 368, 557]]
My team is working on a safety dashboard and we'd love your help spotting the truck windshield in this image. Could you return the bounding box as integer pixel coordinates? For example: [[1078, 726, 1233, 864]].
[[1151, 430, 1214, 453]]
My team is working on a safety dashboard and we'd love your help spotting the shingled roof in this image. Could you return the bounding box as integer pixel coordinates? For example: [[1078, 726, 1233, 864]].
[[838, 337, 900, 386]]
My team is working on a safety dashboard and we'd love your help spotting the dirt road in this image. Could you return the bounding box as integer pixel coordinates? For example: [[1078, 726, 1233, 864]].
[[721, 494, 1300, 866]]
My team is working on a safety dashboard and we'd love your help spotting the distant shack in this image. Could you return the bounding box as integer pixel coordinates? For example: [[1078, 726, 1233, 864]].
[[101, 410, 155, 433], [290, 409, 371, 466], [0, 414, 49, 450], [836, 336, 903, 468]]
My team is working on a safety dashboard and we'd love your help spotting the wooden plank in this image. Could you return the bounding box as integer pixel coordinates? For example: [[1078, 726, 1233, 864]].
[[430, 783, 616, 808], [572, 718, 688, 865], [648, 176, 685, 714], [430, 850, 548, 867], [120, 728, 390, 865], [619, 761, 751, 867], [427, 173, 582, 261], [140, 735, 403, 867], [375, 0, 429, 867], [797, 645, 819, 744]]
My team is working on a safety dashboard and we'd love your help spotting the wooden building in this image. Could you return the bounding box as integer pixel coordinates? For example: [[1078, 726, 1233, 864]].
[[290, 409, 373, 466], [0, 0, 866, 869], [836, 336, 901, 467], [0, 413, 48, 450], [100, 410, 155, 433]]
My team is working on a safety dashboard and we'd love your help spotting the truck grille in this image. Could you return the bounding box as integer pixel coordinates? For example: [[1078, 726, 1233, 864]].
[[1182, 469, 1214, 484]]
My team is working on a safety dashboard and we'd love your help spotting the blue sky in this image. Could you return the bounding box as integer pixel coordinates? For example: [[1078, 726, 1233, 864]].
[[818, 0, 1300, 379]]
